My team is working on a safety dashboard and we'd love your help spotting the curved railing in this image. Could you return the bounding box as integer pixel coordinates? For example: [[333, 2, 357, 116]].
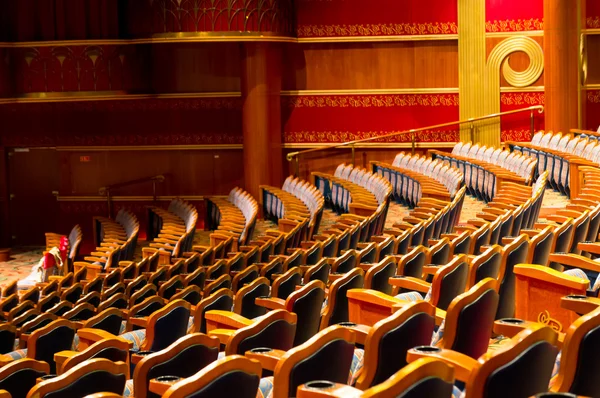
[[286, 105, 544, 176]]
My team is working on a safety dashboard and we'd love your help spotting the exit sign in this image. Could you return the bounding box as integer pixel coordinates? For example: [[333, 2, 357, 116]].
[[80, 156, 91, 162]]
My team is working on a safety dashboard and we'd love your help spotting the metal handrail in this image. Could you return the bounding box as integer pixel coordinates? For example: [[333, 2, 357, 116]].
[[286, 105, 544, 176], [99, 174, 165, 218]]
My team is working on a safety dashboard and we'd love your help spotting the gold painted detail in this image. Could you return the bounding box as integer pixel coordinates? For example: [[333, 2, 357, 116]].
[[485, 18, 543, 32], [588, 16, 600, 29], [484, 36, 544, 142], [283, 130, 459, 143], [500, 92, 545, 106], [537, 310, 562, 332], [588, 91, 600, 103], [282, 94, 459, 108], [280, 88, 460, 96], [297, 22, 458, 37]]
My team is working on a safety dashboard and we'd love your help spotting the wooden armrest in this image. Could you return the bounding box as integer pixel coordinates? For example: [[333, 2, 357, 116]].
[[128, 316, 149, 329], [560, 295, 600, 315], [207, 328, 236, 345], [422, 265, 442, 276], [255, 297, 286, 311], [76, 328, 119, 350], [493, 318, 537, 338], [244, 348, 286, 372], [388, 276, 430, 293], [205, 310, 253, 332], [149, 377, 183, 396], [406, 347, 478, 382], [577, 242, 600, 255], [340, 323, 371, 346]]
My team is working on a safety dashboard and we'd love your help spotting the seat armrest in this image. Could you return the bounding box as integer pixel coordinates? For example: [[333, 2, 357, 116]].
[[244, 348, 286, 371], [406, 347, 477, 382], [128, 316, 149, 329], [296, 383, 362, 398], [577, 241, 600, 255], [388, 276, 431, 293], [561, 295, 600, 315], [76, 328, 119, 350], [493, 318, 537, 338], [205, 310, 253, 332], [207, 328, 236, 345], [255, 297, 286, 311]]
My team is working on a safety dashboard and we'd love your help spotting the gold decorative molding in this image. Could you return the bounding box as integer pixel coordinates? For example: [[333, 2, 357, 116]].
[[458, 0, 487, 143], [280, 88, 460, 96], [282, 142, 456, 149], [281, 87, 545, 96], [56, 195, 207, 202], [583, 29, 600, 35], [0, 34, 297, 48], [0, 91, 241, 104], [56, 145, 243, 152], [484, 36, 544, 142], [584, 84, 600, 90], [297, 34, 458, 43], [486, 30, 544, 37], [485, 18, 543, 33], [500, 86, 545, 92]]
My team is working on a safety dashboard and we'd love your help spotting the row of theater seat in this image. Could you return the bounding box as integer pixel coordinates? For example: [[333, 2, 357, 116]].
[[4, 142, 600, 397], [372, 153, 463, 208], [145, 198, 198, 263], [312, 164, 392, 219], [261, 176, 324, 241], [206, 187, 259, 251], [508, 130, 600, 198], [430, 142, 537, 202], [77, 209, 140, 276]]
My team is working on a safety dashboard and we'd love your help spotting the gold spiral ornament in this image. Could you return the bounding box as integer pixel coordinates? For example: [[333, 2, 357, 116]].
[[482, 36, 544, 143]]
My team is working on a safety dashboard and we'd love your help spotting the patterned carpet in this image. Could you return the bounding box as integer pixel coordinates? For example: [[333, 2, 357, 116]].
[[0, 190, 571, 289]]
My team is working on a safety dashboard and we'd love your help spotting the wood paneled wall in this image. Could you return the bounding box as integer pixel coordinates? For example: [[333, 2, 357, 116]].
[[282, 42, 459, 90]]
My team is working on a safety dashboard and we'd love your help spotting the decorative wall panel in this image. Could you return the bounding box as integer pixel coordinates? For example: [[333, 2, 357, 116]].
[[500, 92, 545, 141], [125, 0, 295, 37], [13, 45, 149, 94], [587, 90, 600, 131], [587, 0, 600, 29], [282, 93, 460, 143], [295, 0, 457, 38], [0, 97, 242, 147], [485, 0, 544, 32]]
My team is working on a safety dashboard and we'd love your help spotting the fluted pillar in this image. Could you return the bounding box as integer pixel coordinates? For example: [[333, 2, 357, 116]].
[[544, 0, 581, 133], [241, 42, 283, 201]]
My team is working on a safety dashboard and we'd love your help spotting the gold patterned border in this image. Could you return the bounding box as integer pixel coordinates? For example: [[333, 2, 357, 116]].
[[587, 16, 600, 29], [588, 91, 600, 104], [282, 94, 459, 108], [485, 18, 544, 33], [284, 130, 459, 143], [500, 92, 545, 106], [297, 22, 458, 37]]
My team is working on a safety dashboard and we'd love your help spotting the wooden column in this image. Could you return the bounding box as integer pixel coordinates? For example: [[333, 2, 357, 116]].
[[544, 0, 580, 133], [241, 42, 283, 200], [0, 147, 10, 247]]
